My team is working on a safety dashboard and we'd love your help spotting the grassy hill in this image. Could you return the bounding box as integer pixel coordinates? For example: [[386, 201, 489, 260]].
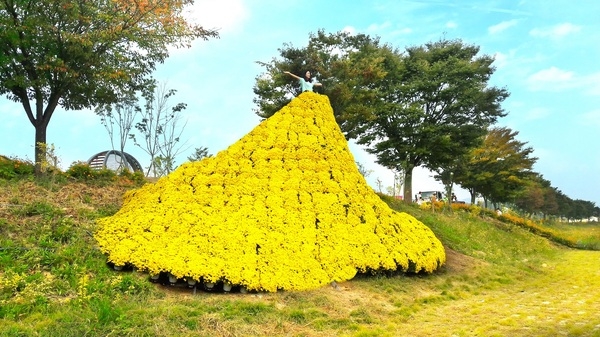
[[1, 177, 599, 336]]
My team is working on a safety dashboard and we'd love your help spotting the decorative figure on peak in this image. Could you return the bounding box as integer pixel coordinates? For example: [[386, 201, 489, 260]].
[[284, 70, 322, 93]]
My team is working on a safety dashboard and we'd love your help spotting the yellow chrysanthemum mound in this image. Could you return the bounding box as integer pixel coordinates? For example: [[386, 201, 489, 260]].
[[95, 92, 446, 292]]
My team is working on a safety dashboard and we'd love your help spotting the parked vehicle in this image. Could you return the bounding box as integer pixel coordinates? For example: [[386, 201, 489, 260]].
[[417, 191, 444, 202]]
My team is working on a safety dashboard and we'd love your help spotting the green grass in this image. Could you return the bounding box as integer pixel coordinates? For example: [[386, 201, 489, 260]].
[[536, 221, 600, 249], [1, 179, 600, 336]]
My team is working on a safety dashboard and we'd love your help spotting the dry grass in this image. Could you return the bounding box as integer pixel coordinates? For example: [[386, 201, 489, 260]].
[[0, 180, 129, 221]]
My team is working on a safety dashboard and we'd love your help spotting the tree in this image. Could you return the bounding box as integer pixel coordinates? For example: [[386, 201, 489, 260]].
[[455, 126, 537, 206], [97, 82, 191, 177], [130, 83, 189, 177], [514, 179, 546, 217], [96, 97, 140, 171], [512, 175, 598, 221], [570, 199, 597, 221], [0, 0, 218, 175], [253, 30, 390, 138], [188, 147, 212, 162], [357, 39, 509, 203], [530, 175, 560, 220], [554, 189, 573, 220], [540, 186, 559, 220], [254, 35, 508, 204]]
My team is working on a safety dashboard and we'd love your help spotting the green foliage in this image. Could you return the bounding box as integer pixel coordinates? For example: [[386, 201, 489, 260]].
[[36, 142, 62, 175], [0, 0, 218, 175], [65, 162, 120, 185], [187, 147, 212, 162], [254, 30, 390, 134], [57, 161, 145, 188], [0, 156, 34, 180], [448, 203, 600, 250], [65, 162, 96, 180], [65, 162, 117, 183], [151, 155, 176, 177], [125, 83, 190, 177], [513, 175, 599, 220], [118, 168, 146, 185], [14, 201, 64, 218], [366, 39, 508, 202], [254, 33, 509, 202], [455, 127, 537, 205]]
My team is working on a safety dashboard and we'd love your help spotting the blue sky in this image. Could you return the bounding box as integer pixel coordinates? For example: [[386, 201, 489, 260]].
[[1, 0, 599, 205]]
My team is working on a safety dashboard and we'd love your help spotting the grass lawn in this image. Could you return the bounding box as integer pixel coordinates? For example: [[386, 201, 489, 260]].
[[1, 179, 599, 336]]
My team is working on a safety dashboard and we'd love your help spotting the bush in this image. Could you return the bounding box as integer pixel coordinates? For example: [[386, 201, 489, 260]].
[[118, 169, 147, 186], [0, 156, 34, 180], [419, 200, 445, 211], [66, 162, 116, 182], [65, 162, 95, 180]]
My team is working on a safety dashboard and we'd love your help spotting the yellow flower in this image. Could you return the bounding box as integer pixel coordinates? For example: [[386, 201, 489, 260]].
[[95, 92, 446, 292]]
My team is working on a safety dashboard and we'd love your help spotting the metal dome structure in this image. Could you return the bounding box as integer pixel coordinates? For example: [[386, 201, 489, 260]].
[[87, 150, 143, 173]]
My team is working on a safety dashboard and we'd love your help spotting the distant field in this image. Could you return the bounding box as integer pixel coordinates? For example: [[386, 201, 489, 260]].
[[539, 221, 600, 249]]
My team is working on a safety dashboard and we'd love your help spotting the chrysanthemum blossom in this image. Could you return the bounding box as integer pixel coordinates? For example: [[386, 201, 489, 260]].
[[95, 92, 446, 291]]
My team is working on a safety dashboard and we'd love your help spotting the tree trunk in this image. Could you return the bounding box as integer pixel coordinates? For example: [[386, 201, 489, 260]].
[[27, 93, 58, 177], [34, 125, 47, 176], [403, 165, 415, 203], [445, 182, 453, 212]]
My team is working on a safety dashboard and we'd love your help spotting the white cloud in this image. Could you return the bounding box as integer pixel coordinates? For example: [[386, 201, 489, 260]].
[[185, 0, 248, 34], [529, 66, 573, 82], [342, 26, 356, 35], [165, 0, 248, 56], [526, 67, 600, 95], [446, 21, 457, 29], [527, 66, 574, 91], [493, 51, 508, 68], [529, 23, 581, 39], [489, 49, 521, 70], [488, 19, 518, 34]]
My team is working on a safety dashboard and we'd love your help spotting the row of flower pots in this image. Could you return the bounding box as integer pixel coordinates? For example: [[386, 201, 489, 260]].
[[112, 264, 249, 293], [151, 272, 248, 293]]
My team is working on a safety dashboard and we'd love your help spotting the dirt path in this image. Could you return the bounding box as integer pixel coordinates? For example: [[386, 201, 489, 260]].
[[397, 250, 600, 337]]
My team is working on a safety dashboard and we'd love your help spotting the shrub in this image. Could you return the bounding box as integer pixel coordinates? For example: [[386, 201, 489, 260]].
[[65, 162, 120, 185], [0, 156, 34, 180], [118, 168, 146, 186], [66, 162, 95, 180], [419, 200, 445, 211]]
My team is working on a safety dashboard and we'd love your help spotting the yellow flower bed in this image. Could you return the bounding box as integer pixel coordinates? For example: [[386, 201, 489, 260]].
[[95, 92, 446, 292]]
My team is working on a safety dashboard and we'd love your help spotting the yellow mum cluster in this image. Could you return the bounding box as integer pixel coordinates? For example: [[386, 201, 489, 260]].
[[94, 92, 446, 292]]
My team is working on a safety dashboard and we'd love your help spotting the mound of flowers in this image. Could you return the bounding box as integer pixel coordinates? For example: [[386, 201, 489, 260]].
[[94, 92, 446, 292]]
